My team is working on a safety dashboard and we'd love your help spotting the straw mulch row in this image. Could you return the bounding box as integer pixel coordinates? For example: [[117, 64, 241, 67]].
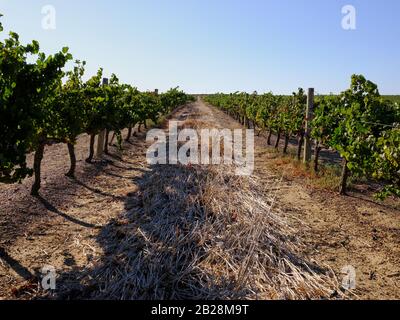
[[53, 162, 342, 300]]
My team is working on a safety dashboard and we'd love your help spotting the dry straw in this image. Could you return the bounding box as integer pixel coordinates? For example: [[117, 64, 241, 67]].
[[56, 162, 342, 300]]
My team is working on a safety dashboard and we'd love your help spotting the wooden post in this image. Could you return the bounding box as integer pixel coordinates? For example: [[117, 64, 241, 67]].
[[96, 78, 109, 158], [303, 88, 314, 163]]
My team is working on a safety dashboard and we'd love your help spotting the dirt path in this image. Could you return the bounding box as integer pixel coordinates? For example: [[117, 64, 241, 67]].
[[0, 126, 151, 298], [202, 101, 400, 300], [0, 99, 399, 299]]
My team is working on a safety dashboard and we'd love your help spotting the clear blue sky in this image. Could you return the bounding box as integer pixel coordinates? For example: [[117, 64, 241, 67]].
[[0, 0, 399, 94]]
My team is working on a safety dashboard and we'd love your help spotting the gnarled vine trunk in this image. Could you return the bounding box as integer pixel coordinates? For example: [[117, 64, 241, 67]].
[[86, 133, 96, 163], [314, 143, 322, 173], [274, 130, 281, 149], [66, 142, 76, 178], [104, 130, 110, 154], [267, 130, 273, 146], [339, 159, 350, 195], [126, 126, 133, 141], [31, 141, 45, 196], [283, 134, 290, 154], [297, 133, 304, 161]]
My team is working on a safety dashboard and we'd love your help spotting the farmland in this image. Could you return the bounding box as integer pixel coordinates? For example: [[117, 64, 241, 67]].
[[0, 8, 399, 302]]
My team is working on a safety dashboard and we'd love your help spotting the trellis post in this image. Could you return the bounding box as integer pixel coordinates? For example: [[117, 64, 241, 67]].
[[96, 78, 109, 158], [303, 88, 314, 163]]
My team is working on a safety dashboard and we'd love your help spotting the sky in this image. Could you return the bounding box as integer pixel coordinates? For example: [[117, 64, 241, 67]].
[[0, 0, 399, 94]]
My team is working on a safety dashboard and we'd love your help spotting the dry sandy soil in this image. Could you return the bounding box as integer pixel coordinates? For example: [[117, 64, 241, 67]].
[[0, 99, 399, 299]]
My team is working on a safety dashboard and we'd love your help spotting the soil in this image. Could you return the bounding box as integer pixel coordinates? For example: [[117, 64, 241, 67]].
[[0, 99, 399, 300]]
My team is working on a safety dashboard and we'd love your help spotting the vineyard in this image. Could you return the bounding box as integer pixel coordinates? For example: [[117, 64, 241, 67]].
[[205, 77, 400, 199], [0, 12, 400, 302], [0, 17, 194, 196]]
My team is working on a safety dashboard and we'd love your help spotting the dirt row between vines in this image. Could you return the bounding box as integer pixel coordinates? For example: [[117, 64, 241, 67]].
[[0, 125, 146, 298], [0, 99, 399, 299], [203, 101, 399, 300]]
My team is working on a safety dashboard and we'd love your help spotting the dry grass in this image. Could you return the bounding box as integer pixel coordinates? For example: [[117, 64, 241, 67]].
[[181, 119, 211, 130], [259, 150, 350, 192], [56, 163, 343, 300], [267, 153, 316, 179]]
